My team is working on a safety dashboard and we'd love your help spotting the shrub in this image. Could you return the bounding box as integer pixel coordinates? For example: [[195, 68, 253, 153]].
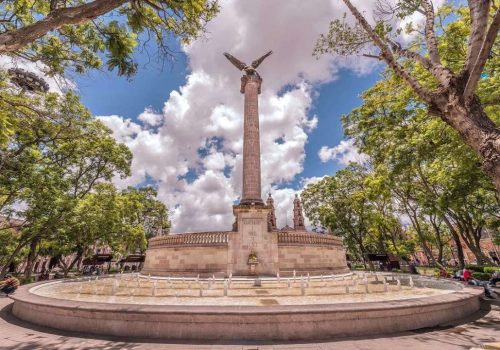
[[483, 267, 500, 274], [20, 277, 35, 285], [472, 272, 490, 281], [465, 265, 485, 272]]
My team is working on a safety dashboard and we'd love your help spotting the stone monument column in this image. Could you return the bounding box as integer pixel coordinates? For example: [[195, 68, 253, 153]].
[[224, 50, 278, 276], [240, 75, 264, 205]]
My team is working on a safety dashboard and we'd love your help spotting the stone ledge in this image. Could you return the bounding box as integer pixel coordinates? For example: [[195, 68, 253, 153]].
[[10, 283, 483, 340]]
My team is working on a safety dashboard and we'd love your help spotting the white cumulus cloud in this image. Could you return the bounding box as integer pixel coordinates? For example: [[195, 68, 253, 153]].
[[99, 0, 383, 232], [318, 139, 369, 165]]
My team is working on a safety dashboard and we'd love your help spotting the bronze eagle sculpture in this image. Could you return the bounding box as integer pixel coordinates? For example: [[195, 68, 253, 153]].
[[223, 50, 273, 78]]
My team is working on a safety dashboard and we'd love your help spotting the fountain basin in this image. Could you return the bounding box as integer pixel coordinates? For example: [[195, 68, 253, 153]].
[[9, 274, 482, 341]]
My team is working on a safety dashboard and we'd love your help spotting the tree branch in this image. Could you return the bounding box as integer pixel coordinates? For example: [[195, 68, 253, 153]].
[[464, 0, 491, 73], [421, 0, 441, 65], [464, 5, 500, 100], [389, 40, 453, 86], [341, 0, 434, 104], [0, 0, 127, 53]]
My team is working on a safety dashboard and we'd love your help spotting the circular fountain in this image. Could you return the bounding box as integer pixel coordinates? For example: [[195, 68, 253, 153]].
[[8, 52, 483, 341], [10, 272, 482, 340]]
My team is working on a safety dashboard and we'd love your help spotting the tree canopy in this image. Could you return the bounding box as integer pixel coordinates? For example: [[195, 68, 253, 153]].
[[305, 4, 499, 268], [0, 0, 219, 77], [315, 1, 500, 191]]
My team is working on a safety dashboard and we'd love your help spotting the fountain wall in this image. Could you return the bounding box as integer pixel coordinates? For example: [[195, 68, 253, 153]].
[[11, 278, 483, 341], [142, 229, 348, 277]]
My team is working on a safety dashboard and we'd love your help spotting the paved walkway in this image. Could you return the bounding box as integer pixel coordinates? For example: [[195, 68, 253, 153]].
[[0, 297, 499, 350]]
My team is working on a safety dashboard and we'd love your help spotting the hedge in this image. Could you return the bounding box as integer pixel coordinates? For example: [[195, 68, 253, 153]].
[[472, 272, 491, 281], [466, 265, 500, 273], [483, 267, 500, 274]]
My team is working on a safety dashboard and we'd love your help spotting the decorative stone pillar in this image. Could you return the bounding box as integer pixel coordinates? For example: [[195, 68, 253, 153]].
[[293, 194, 306, 231], [266, 193, 277, 230], [239, 75, 264, 206]]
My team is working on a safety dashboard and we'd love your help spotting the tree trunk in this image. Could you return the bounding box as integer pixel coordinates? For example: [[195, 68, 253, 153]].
[[0, 240, 29, 278], [61, 250, 83, 278], [453, 236, 466, 269], [0, 0, 127, 53], [406, 208, 446, 270], [23, 238, 39, 280], [429, 216, 444, 264], [438, 93, 500, 191], [441, 215, 465, 268]]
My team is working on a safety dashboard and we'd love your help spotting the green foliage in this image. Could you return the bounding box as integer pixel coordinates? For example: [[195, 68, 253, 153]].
[[44, 182, 167, 270], [314, 13, 369, 57], [472, 272, 491, 281], [301, 164, 412, 262], [0, 0, 219, 77], [466, 265, 500, 273], [484, 267, 500, 274], [0, 80, 169, 276], [308, 6, 499, 266], [20, 276, 35, 285]]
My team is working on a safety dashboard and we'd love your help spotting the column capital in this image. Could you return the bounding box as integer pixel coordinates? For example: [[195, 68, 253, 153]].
[[240, 74, 262, 94]]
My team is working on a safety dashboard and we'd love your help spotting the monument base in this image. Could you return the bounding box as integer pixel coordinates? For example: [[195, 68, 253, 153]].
[[142, 205, 348, 277], [229, 205, 278, 275]]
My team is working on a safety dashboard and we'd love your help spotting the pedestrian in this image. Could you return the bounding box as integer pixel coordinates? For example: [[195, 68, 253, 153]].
[[463, 268, 472, 282], [489, 270, 500, 287], [0, 274, 20, 296]]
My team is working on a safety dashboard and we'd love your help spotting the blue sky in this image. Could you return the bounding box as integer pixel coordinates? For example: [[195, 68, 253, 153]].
[[77, 48, 381, 190]]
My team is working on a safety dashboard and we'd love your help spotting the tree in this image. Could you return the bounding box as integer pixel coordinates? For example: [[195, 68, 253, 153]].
[[315, 1, 500, 190], [0, 96, 133, 278], [42, 184, 168, 277], [121, 186, 170, 240], [302, 164, 384, 267], [0, 0, 219, 77], [341, 44, 499, 267]]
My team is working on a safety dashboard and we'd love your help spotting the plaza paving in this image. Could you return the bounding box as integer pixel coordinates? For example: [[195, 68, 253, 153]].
[[0, 296, 499, 350]]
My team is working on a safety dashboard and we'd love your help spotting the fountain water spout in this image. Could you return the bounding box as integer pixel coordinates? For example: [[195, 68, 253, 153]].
[[111, 279, 119, 296], [152, 280, 157, 296]]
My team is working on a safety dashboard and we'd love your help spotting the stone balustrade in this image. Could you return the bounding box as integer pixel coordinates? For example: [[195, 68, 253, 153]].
[[278, 232, 342, 247], [148, 232, 230, 248]]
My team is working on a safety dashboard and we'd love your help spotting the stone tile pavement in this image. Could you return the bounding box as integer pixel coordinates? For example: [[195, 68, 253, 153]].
[[0, 296, 498, 350]]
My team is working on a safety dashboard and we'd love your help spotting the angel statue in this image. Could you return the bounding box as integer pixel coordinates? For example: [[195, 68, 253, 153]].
[[223, 50, 272, 79]]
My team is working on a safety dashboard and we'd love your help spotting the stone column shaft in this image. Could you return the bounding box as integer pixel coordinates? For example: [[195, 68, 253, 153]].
[[240, 75, 263, 205]]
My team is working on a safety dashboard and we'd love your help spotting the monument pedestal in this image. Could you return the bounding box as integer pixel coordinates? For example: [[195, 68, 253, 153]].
[[228, 205, 278, 276]]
